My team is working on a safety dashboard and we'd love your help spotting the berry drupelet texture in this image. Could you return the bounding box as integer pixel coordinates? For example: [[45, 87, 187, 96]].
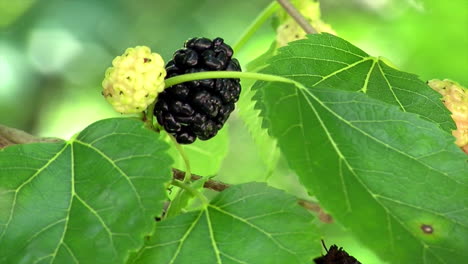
[[102, 46, 166, 114], [154, 37, 242, 144]]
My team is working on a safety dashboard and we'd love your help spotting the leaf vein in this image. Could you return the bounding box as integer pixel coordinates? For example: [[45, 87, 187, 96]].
[[168, 211, 204, 264], [74, 194, 118, 257], [0, 143, 68, 240], [62, 242, 79, 264], [290, 42, 365, 59], [209, 205, 300, 261], [205, 209, 222, 263], [74, 140, 145, 212]]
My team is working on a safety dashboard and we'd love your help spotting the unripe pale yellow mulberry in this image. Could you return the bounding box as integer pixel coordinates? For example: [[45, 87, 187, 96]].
[[428, 79, 468, 154], [102, 46, 166, 114]]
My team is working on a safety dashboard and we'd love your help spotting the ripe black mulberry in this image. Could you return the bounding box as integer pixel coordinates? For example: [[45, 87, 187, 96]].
[[154, 37, 241, 144]]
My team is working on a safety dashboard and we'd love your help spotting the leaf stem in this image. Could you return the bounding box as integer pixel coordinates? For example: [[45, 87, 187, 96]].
[[232, 1, 279, 53], [171, 179, 209, 206], [144, 101, 156, 129], [167, 133, 192, 183], [164, 71, 306, 90]]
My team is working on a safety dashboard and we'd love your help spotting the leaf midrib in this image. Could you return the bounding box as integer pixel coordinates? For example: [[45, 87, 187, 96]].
[[49, 143, 76, 264]]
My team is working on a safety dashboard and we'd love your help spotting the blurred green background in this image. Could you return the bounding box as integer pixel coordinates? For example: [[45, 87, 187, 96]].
[[1, 0, 466, 137], [0, 0, 466, 263]]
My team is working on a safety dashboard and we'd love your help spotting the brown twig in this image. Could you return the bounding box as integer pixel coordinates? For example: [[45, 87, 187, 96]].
[[276, 0, 317, 34], [172, 168, 230, 192], [0, 124, 60, 149], [298, 199, 333, 223], [173, 168, 333, 223]]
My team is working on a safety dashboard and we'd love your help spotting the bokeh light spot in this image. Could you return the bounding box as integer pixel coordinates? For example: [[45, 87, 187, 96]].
[[28, 28, 82, 74]]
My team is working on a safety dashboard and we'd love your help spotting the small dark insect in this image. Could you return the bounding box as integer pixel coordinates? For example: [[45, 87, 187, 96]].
[[314, 240, 362, 264], [167, 186, 174, 194], [421, 224, 434, 234]]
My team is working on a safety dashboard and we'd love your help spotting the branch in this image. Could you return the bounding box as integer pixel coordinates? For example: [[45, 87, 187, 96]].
[[276, 0, 317, 34], [172, 168, 230, 192], [172, 168, 333, 223], [298, 199, 333, 223], [0, 124, 60, 149]]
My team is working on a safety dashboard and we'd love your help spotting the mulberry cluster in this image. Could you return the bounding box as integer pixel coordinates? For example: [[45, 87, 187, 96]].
[[154, 37, 241, 144]]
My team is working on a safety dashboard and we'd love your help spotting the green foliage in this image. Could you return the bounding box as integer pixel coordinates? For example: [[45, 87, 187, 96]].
[[326, 0, 468, 85], [237, 41, 280, 177], [0, 0, 36, 27], [254, 34, 468, 263], [261, 33, 455, 133], [1, 2, 467, 263], [129, 183, 320, 264], [166, 127, 229, 176], [0, 118, 172, 263], [165, 177, 209, 219]]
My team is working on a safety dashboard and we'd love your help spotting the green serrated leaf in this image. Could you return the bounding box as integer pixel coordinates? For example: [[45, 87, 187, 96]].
[[166, 127, 229, 176], [129, 182, 320, 264], [237, 85, 280, 177], [245, 41, 277, 72], [0, 118, 172, 264], [236, 41, 280, 177], [255, 77, 468, 262], [264, 33, 455, 133]]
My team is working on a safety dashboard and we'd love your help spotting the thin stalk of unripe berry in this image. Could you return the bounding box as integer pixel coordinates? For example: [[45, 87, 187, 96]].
[[232, 1, 279, 53], [167, 133, 192, 183], [164, 71, 307, 91], [143, 103, 156, 130], [276, 0, 317, 34], [138, 111, 145, 121], [171, 179, 209, 206]]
